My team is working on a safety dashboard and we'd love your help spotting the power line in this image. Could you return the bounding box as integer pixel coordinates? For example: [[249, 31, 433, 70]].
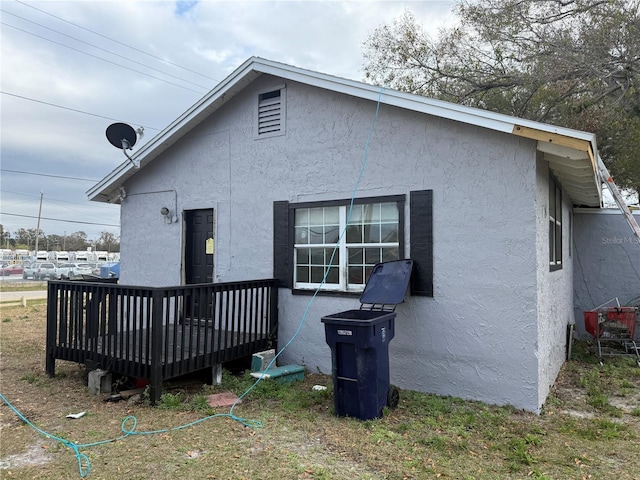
[[1, 91, 161, 131], [1, 168, 99, 182], [1, 9, 212, 90], [2, 190, 117, 210], [15, 0, 220, 82], [0, 212, 119, 228], [2, 22, 207, 95]]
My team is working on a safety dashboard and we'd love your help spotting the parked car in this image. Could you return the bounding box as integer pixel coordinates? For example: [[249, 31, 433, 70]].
[[56, 262, 93, 280], [32, 262, 58, 280], [22, 263, 39, 280], [0, 264, 24, 276]]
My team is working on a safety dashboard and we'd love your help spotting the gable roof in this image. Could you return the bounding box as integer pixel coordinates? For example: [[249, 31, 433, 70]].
[[88, 56, 603, 207]]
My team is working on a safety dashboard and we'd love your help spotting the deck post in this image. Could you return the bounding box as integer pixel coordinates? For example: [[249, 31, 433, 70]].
[[269, 282, 279, 344], [211, 364, 223, 385], [149, 289, 164, 405], [45, 282, 58, 377]]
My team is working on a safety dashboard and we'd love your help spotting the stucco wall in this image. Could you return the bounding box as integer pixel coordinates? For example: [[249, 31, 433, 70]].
[[573, 209, 640, 337], [119, 75, 547, 411], [535, 156, 575, 411]]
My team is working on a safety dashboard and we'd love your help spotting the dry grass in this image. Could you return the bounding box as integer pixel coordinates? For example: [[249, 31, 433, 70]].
[[1, 303, 639, 480]]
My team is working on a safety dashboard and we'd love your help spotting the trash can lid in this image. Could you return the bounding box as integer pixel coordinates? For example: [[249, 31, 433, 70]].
[[360, 259, 414, 307]]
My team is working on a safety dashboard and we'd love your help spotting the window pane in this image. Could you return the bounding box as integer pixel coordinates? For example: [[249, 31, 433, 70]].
[[296, 266, 309, 283], [296, 248, 310, 264], [324, 206, 339, 224], [364, 265, 374, 283], [309, 227, 323, 244], [346, 225, 362, 243], [364, 224, 381, 243], [382, 247, 399, 262], [348, 265, 364, 284], [295, 208, 309, 226], [309, 207, 324, 225], [381, 224, 398, 243], [325, 266, 339, 284], [347, 204, 363, 224], [310, 248, 324, 264], [362, 204, 377, 224], [380, 203, 399, 222], [348, 247, 363, 264], [549, 220, 555, 263], [311, 266, 326, 283], [295, 226, 308, 244], [324, 225, 340, 244], [365, 247, 381, 264]]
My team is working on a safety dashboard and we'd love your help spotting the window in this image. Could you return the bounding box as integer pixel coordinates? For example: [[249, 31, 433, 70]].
[[293, 201, 400, 291], [273, 191, 433, 296], [549, 176, 562, 271], [256, 86, 286, 138]]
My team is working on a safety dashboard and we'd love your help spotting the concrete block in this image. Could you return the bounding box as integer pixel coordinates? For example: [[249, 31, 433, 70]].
[[88, 369, 111, 396], [251, 349, 275, 372]]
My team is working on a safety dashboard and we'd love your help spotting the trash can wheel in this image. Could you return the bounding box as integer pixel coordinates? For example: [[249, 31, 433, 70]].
[[387, 385, 400, 409]]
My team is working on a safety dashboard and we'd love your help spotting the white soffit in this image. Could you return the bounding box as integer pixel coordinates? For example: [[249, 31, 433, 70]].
[[540, 143, 601, 206]]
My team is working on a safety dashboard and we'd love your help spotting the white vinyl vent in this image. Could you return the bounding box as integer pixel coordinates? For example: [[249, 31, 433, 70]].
[[257, 88, 285, 137]]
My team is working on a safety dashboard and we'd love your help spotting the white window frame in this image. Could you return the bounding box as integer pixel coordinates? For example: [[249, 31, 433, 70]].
[[549, 176, 563, 271], [293, 200, 402, 292]]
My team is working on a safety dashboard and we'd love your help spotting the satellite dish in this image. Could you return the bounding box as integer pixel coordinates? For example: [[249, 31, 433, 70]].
[[106, 122, 137, 149], [106, 122, 141, 168]]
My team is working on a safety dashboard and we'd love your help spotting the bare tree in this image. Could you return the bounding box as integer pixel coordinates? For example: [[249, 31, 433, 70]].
[[363, 0, 640, 191]]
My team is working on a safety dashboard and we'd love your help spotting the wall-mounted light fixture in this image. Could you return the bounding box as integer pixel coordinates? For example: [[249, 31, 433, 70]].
[[160, 206, 177, 224]]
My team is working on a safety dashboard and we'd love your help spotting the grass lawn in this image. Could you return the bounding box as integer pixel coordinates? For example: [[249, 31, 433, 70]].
[[0, 282, 47, 293], [1, 303, 639, 479]]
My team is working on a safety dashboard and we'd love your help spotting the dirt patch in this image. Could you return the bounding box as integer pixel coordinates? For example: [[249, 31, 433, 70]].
[[0, 441, 53, 470]]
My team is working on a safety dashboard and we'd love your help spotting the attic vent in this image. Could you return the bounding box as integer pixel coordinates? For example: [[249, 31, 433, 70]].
[[257, 87, 285, 137]]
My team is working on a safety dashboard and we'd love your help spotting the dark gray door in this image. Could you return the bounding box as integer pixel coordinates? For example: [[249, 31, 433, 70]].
[[185, 209, 214, 284], [184, 209, 214, 322]]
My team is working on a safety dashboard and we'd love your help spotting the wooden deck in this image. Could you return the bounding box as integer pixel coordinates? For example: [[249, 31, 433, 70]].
[[46, 279, 278, 403]]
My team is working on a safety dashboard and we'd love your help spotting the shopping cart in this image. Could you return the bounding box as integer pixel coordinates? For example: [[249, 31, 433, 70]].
[[584, 301, 640, 366]]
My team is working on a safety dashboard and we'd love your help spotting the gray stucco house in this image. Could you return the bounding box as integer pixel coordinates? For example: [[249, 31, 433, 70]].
[[88, 57, 619, 413]]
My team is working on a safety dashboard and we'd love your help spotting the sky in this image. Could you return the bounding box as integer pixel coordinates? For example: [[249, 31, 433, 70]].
[[0, 0, 457, 245]]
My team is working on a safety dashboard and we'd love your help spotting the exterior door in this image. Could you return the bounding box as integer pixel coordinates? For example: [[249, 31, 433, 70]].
[[184, 209, 214, 321], [185, 209, 214, 284]]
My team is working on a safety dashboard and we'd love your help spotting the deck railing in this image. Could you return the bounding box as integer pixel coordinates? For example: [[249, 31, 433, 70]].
[[46, 279, 278, 403]]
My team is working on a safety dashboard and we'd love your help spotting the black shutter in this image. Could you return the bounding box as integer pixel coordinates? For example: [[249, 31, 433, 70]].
[[273, 201, 292, 288], [410, 190, 433, 297]]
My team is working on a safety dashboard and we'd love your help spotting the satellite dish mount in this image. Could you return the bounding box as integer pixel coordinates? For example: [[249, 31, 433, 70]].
[[106, 123, 144, 168]]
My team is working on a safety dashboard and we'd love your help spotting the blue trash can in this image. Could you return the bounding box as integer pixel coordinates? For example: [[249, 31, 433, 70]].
[[321, 259, 413, 420]]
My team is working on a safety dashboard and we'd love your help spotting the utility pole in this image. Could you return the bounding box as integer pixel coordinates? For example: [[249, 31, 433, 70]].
[[34, 191, 43, 258]]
